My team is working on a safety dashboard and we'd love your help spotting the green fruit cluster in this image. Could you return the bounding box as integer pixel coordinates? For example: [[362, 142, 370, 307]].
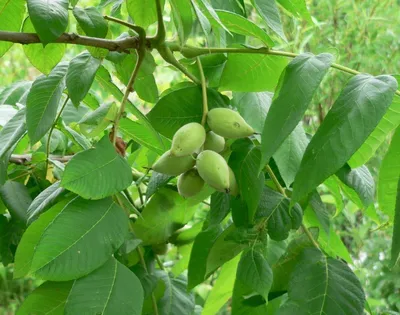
[[152, 109, 252, 198]]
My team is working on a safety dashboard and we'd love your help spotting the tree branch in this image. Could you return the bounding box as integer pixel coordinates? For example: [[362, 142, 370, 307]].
[[10, 154, 74, 165], [0, 31, 140, 53]]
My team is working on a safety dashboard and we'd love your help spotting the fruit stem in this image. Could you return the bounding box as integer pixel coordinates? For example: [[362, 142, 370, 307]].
[[197, 57, 208, 126], [265, 165, 320, 250]]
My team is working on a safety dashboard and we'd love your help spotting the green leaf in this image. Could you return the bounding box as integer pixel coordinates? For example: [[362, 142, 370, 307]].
[[0, 109, 26, 159], [65, 258, 143, 315], [186, 54, 226, 88], [273, 123, 309, 188], [336, 164, 375, 207], [27, 0, 69, 44], [251, 0, 286, 41], [22, 17, 66, 75], [232, 92, 272, 134], [378, 127, 400, 220], [255, 187, 303, 241], [126, 0, 165, 29], [66, 52, 101, 107], [16, 281, 73, 315], [61, 136, 133, 199], [146, 171, 172, 200], [293, 75, 398, 204], [205, 192, 231, 228], [202, 255, 240, 315], [279, 248, 365, 314], [350, 96, 400, 167], [147, 86, 228, 138], [323, 176, 344, 217], [73, 7, 108, 38], [229, 140, 264, 222], [220, 53, 287, 92], [156, 271, 195, 315], [0, 81, 32, 106], [0, 0, 25, 58], [276, 0, 312, 23], [14, 196, 128, 280], [190, 0, 212, 40], [133, 188, 196, 245], [170, 0, 193, 43], [0, 106, 17, 127], [27, 181, 65, 224], [391, 178, 400, 267], [206, 224, 247, 276], [26, 62, 68, 144], [0, 181, 31, 222], [188, 225, 222, 289], [261, 53, 333, 167], [216, 10, 274, 47]]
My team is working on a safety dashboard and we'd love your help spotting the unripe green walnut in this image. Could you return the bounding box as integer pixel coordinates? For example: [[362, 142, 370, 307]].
[[207, 108, 254, 139], [152, 150, 195, 176], [203, 131, 225, 153], [229, 167, 239, 197], [178, 168, 205, 198], [196, 150, 230, 192], [171, 122, 206, 156]]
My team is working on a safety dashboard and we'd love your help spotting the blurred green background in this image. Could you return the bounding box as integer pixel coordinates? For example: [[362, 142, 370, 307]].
[[1, 0, 399, 314]]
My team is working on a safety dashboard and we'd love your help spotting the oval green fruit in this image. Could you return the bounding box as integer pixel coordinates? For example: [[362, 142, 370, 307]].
[[228, 167, 239, 196], [203, 131, 225, 153], [207, 108, 254, 139], [196, 150, 230, 192], [152, 150, 195, 176], [178, 168, 205, 198], [170, 122, 206, 156]]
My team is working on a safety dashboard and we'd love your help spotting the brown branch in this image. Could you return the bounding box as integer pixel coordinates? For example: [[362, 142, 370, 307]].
[[10, 154, 74, 165], [0, 31, 140, 53]]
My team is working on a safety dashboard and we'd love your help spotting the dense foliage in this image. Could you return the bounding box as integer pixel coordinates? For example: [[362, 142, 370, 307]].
[[0, 0, 399, 314]]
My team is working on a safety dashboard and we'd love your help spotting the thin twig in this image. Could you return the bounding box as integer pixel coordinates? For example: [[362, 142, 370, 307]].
[[265, 165, 320, 249], [104, 15, 137, 30], [46, 97, 69, 171], [155, 255, 165, 271], [10, 154, 74, 164], [197, 57, 208, 126], [0, 31, 139, 52], [154, 0, 166, 43]]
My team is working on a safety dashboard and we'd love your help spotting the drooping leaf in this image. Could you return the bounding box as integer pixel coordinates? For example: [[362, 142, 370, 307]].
[[73, 7, 108, 38], [292, 74, 398, 204], [16, 281, 73, 315], [27, 0, 69, 44], [66, 52, 101, 107], [22, 17, 66, 75], [156, 271, 195, 315], [232, 92, 272, 134], [146, 171, 172, 200], [216, 10, 274, 46], [147, 86, 228, 138], [65, 258, 143, 315], [133, 188, 196, 245], [27, 181, 65, 224], [169, 0, 193, 43], [0, 180, 31, 222], [391, 178, 400, 267], [255, 186, 303, 241], [229, 139, 264, 222], [14, 196, 128, 280], [378, 127, 400, 220], [261, 53, 333, 167], [276, 0, 312, 23], [350, 96, 400, 167], [61, 136, 132, 199], [202, 255, 240, 315], [26, 62, 68, 144], [0, 106, 17, 126], [0, 81, 32, 106], [205, 192, 231, 228], [195, 0, 232, 35], [307, 190, 331, 235], [0, 0, 25, 58], [220, 53, 287, 92], [278, 248, 365, 315], [0, 109, 26, 159], [273, 123, 309, 188], [336, 164, 375, 207], [126, 0, 165, 29], [188, 225, 222, 289], [251, 0, 286, 41], [186, 54, 227, 88], [190, 0, 212, 41]]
